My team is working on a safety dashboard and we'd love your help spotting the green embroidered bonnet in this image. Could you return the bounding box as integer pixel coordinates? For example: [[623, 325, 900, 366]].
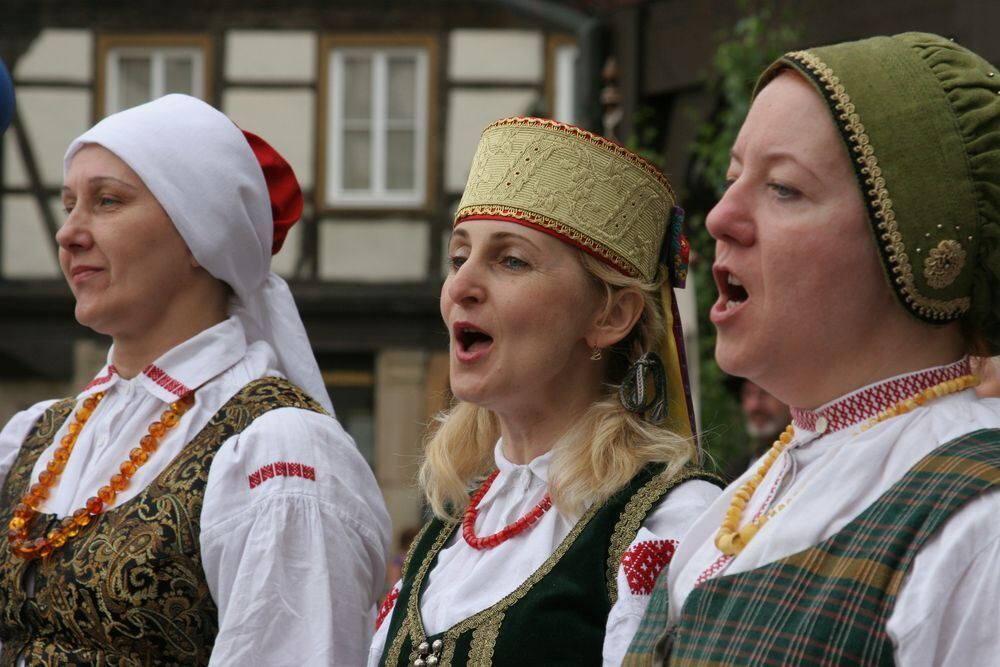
[[756, 32, 1000, 352]]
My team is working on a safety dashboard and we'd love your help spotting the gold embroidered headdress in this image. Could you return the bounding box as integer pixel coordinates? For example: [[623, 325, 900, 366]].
[[455, 117, 696, 441]]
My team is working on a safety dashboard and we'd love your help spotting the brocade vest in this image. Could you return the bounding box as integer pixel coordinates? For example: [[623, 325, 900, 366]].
[[379, 464, 720, 667], [666, 428, 1000, 666], [0, 378, 324, 666]]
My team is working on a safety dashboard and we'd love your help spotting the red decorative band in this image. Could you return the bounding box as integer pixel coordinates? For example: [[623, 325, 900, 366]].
[[248, 461, 317, 489], [621, 539, 678, 595], [791, 358, 971, 434], [83, 365, 117, 392], [375, 586, 399, 630], [142, 364, 192, 397]]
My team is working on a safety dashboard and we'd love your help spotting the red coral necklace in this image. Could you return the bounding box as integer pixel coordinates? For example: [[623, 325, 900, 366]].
[[462, 470, 553, 550]]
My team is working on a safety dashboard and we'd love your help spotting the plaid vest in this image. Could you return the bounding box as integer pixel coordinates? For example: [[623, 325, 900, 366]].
[[624, 427, 1000, 666], [0, 378, 324, 666], [378, 465, 720, 667]]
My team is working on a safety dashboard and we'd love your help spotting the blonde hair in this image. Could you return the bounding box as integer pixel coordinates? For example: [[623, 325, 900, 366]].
[[420, 251, 697, 520]]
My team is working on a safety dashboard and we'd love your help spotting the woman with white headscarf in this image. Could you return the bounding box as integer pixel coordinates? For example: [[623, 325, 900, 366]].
[[0, 94, 390, 665]]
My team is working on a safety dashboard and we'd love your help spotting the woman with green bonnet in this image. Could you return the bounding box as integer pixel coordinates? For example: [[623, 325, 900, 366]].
[[624, 32, 1000, 665]]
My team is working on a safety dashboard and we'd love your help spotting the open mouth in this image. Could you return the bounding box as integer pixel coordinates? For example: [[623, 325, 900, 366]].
[[722, 272, 748, 310], [454, 322, 494, 355]]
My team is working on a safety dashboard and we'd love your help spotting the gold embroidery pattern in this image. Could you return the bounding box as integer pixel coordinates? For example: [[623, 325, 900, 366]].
[[0, 379, 324, 666], [456, 117, 675, 283], [606, 466, 712, 604], [402, 501, 604, 667], [924, 239, 967, 289], [467, 611, 504, 665], [786, 50, 971, 321]]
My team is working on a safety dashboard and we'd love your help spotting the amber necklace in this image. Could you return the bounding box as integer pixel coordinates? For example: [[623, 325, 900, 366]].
[[715, 374, 980, 557], [8, 390, 195, 560]]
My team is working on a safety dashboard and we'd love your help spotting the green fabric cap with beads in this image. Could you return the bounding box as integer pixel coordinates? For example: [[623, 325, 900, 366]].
[[755, 32, 1000, 352]]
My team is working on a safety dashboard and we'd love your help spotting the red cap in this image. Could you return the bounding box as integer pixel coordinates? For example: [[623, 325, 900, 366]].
[[241, 129, 303, 254]]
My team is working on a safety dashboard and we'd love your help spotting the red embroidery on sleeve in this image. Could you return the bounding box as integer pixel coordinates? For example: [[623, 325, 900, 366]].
[[375, 587, 399, 630], [247, 461, 317, 489], [621, 539, 678, 595]]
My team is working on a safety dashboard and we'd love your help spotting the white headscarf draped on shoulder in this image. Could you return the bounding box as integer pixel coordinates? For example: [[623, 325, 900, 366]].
[[64, 94, 333, 413]]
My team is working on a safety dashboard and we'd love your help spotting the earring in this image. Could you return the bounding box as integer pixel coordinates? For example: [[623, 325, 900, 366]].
[[590, 346, 603, 361]]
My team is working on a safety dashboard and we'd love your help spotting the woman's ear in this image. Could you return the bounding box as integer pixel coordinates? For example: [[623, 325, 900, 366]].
[[590, 287, 644, 349]]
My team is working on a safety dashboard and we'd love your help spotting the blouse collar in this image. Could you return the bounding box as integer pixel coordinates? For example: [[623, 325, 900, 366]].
[[79, 317, 248, 403], [790, 357, 971, 435], [494, 439, 552, 485]]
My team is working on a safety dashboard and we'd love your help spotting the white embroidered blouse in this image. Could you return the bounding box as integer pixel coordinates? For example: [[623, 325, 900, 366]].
[[664, 358, 1000, 666], [367, 442, 720, 667], [0, 317, 391, 666]]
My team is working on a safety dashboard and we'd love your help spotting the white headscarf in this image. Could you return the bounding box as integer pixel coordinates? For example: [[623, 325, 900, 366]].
[[64, 94, 333, 413]]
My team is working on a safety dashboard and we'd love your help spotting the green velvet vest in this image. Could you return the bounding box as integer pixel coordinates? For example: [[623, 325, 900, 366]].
[[666, 428, 1000, 666], [0, 378, 324, 666], [379, 465, 719, 667]]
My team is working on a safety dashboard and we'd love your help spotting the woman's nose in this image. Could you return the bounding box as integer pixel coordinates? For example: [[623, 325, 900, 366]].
[[55, 204, 93, 252], [445, 258, 486, 306], [706, 184, 756, 247]]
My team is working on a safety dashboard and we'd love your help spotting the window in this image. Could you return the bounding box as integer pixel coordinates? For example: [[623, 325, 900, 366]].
[[97, 36, 211, 117], [321, 35, 437, 210], [547, 36, 579, 126]]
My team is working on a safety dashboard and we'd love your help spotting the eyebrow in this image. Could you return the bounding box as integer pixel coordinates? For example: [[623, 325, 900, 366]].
[[61, 176, 141, 195], [450, 227, 542, 250], [729, 148, 822, 183]]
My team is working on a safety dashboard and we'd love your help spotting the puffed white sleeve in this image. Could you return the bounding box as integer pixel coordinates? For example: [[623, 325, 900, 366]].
[[602, 478, 721, 667], [200, 407, 391, 667], [0, 400, 58, 488], [889, 487, 1000, 666]]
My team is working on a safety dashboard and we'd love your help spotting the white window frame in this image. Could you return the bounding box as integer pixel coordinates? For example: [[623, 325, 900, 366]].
[[326, 46, 429, 208], [105, 46, 205, 114], [553, 43, 579, 126]]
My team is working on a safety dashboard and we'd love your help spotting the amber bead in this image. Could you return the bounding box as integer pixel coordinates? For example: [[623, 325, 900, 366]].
[[67, 422, 83, 436], [162, 411, 180, 428], [139, 435, 158, 454], [47, 530, 67, 548], [8, 529, 22, 543], [61, 517, 80, 538], [16, 540, 38, 558], [73, 508, 92, 526], [38, 470, 55, 487], [54, 447, 71, 464], [130, 448, 149, 466], [21, 493, 39, 510], [97, 485, 116, 504], [37, 538, 52, 558], [8, 517, 26, 531], [180, 393, 195, 406], [74, 407, 92, 422], [83, 396, 98, 410], [47, 458, 66, 474], [148, 422, 167, 438], [13, 503, 32, 520], [59, 434, 76, 449], [110, 474, 129, 492], [86, 497, 104, 516], [29, 483, 49, 500], [120, 460, 137, 476]]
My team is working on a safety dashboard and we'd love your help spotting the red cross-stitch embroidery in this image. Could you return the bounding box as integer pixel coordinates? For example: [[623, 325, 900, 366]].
[[142, 364, 192, 397], [621, 539, 678, 595], [790, 358, 969, 433], [375, 586, 399, 630], [84, 365, 117, 392], [247, 461, 317, 489]]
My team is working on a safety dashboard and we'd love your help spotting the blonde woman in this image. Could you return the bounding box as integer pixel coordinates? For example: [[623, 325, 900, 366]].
[[369, 118, 721, 667]]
